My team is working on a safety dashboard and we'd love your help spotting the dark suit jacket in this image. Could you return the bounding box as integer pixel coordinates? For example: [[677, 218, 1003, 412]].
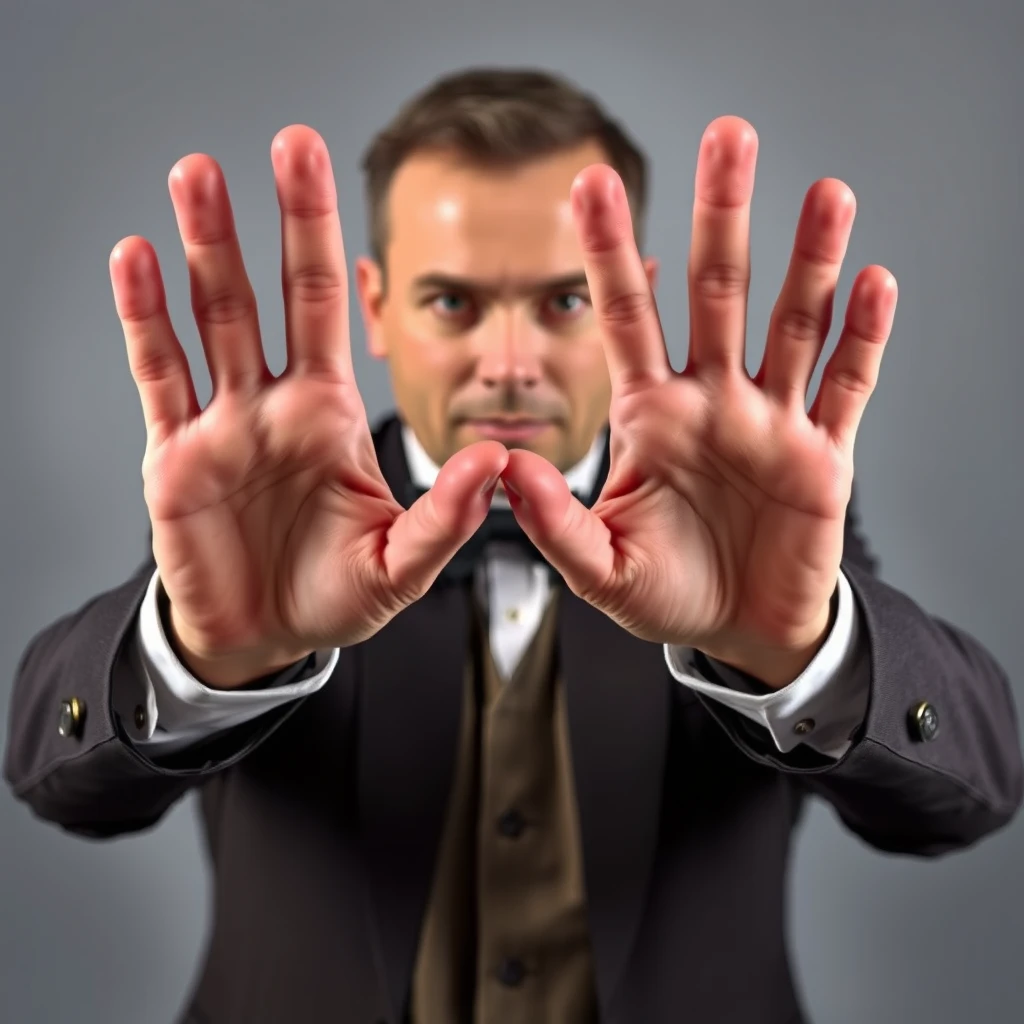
[[5, 416, 1023, 1024]]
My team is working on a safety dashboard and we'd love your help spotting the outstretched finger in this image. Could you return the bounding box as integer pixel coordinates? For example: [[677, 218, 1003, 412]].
[[110, 236, 200, 446], [169, 154, 270, 393], [272, 125, 354, 381], [687, 117, 758, 373], [758, 179, 856, 404], [810, 265, 898, 450], [571, 164, 670, 394]]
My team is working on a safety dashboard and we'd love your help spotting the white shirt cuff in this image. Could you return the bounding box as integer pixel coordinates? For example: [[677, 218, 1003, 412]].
[[663, 570, 869, 760], [111, 569, 338, 750]]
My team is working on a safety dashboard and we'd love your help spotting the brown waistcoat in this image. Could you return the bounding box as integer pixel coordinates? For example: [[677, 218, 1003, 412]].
[[411, 589, 599, 1024]]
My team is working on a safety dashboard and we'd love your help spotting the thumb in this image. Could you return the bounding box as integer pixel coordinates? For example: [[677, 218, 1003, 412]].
[[383, 440, 509, 596], [500, 448, 615, 598]]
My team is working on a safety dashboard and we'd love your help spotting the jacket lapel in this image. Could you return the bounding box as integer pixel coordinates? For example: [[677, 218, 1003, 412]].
[[357, 584, 471, 1021], [354, 416, 470, 1019], [558, 588, 674, 1011]]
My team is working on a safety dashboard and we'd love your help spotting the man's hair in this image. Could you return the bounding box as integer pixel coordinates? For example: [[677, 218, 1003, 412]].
[[360, 67, 649, 270]]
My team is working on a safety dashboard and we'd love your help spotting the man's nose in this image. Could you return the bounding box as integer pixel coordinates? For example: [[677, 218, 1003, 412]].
[[475, 314, 543, 388]]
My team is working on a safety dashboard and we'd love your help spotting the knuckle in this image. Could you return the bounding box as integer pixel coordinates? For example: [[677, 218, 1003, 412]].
[[580, 225, 629, 256], [118, 305, 159, 325], [366, 567, 417, 617], [775, 307, 825, 344], [854, 321, 892, 345], [130, 348, 182, 384], [288, 265, 345, 304], [827, 365, 873, 397], [194, 289, 257, 326], [795, 241, 842, 270], [600, 289, 654, 327], [283, 200, 336, 221], [184, 227, 232, 249], [691, 263, 749, 301]]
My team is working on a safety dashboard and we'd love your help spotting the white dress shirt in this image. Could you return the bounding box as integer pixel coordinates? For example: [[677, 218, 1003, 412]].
[[112, 427, 870, 760]]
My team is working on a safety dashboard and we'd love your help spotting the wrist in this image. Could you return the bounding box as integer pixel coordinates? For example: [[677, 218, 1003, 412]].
[[701, 596, 836, 690], [166, 602, 312, 690]]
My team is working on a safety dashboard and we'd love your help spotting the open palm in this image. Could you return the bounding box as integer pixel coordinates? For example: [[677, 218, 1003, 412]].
[[112, 127, 507, 686], [502, 117, 897, 682]]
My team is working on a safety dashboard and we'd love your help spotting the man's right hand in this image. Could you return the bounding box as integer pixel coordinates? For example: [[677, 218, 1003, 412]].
[[109, 125, 507, 689]]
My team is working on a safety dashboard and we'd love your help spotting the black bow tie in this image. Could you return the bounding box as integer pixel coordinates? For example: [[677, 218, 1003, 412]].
[[404, 483, 582, 584]]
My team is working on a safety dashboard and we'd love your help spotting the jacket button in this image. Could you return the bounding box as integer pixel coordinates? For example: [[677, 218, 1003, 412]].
[[497, 809, 526, 839], [498, 957, 526, 987], [57, 698, 85, 739], [909, 701, 939, 742]]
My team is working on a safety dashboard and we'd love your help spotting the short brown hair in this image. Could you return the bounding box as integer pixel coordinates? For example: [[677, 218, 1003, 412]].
[[360, 67, 649, 268]]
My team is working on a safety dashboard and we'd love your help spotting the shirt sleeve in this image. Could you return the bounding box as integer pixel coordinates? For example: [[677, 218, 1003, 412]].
[[109, 569, 339, 754], [663, 570, 870, 760]]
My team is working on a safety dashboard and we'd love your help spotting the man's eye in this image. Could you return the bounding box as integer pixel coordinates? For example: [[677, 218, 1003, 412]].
[[430, 293, 470, 315], [547, 292, 589, 316]]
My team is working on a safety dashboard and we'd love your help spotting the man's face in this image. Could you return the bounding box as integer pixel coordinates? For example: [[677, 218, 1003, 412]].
[[355, 142, 657, 472]]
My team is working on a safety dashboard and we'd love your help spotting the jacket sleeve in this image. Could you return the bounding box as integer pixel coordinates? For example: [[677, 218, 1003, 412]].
[[2, 535, 306, 839], [695, 488, 1024, 856]]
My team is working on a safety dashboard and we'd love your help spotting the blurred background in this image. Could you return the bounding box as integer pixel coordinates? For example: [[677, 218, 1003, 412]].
[[2, 0, 1022, 1021]]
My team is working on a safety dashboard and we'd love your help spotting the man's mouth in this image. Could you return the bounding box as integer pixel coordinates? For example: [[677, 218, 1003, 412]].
[[462, 418, 554, 442]]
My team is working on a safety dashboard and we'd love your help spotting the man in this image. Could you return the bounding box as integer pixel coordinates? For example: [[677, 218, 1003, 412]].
[[4, 67, 1022, 1024]]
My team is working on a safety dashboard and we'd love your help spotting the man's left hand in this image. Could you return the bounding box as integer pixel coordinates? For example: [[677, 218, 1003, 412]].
[[500, 116, 898, 689]]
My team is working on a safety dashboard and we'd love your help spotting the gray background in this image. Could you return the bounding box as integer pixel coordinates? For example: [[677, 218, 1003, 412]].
[[2, 0, 1022, 1021]]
